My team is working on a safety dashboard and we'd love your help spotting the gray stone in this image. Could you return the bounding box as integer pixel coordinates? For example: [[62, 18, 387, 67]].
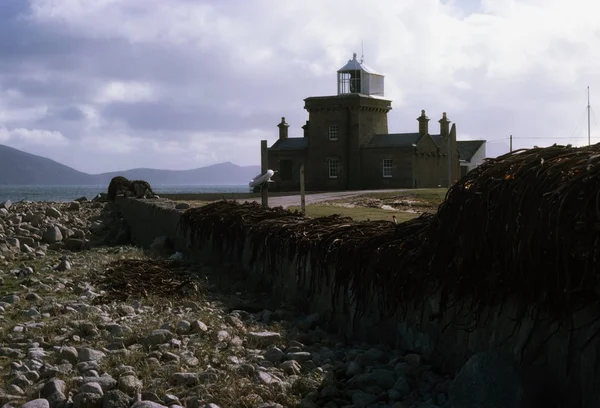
[[175, 320, 191, 335], [350, 391, 378, 406], [73, 392, 102, 408], [41, 379, 66, 398], [171, 372, 198, 386], [279, 360, 301, 375], [118, 375, 142, 396], [42, 227, 63, 244], [45, 207, 62, 218], [145, 329, 173, 347], [80, 376, 117, 391], [449, 352, 525, 408], [101, 390, 131, 408], [78, 382, 103, 396], [58, 346, 78, 364], [78, 348, 105, 362], [247, 331, 281, 346], [131, 402, 168, 408], [264, 346, 285, 363], [190, 320, 208, 334], [22, 400, 50, 408], [286, 351, 312, 363]]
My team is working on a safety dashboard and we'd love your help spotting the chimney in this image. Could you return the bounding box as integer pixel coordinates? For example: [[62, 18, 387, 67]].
[[278, 117, 289, 140], [302, 120, 309, 138], [417, 109, 429, 136], [439, 112, 450, 139]]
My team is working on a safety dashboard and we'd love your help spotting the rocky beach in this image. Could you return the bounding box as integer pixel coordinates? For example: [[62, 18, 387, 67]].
[[0, 198, 500, 408]]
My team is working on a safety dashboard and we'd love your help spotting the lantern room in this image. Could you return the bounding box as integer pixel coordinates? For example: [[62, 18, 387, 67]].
[[337, 52, 385, 97]]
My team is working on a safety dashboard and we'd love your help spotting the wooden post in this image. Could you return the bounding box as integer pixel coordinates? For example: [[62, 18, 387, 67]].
[[300, 163, 306, 214], [510, 134, 513, 152], [260, 140, 268, 208]]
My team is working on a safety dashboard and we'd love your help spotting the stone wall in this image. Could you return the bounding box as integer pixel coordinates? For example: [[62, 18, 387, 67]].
[[118, 197, 600, 408]]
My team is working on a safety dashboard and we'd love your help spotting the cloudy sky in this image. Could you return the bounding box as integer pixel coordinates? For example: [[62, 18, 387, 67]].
[[1, 0, 599, 174]]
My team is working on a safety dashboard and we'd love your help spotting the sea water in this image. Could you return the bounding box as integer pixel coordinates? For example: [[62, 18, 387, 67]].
[[0, 184, 248, 203]]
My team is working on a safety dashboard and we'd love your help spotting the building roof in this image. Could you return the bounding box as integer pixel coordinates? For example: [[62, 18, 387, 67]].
[[457, 140, 486, 162], [337, 53, 384, 76], [367, 133, 485, 161], [269, 134, 485, 161], [367, 133, 421, 147], [269, 137, 308, 150]]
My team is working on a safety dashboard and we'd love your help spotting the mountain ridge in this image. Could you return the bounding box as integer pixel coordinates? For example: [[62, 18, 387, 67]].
[[0, 144, 261, 186]]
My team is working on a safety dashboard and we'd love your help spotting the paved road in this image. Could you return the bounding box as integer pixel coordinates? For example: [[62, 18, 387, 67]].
[[242, 189, 405, 208]]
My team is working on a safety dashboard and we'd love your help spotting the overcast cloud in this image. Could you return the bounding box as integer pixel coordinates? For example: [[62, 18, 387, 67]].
[[0, 0, 599, 173]]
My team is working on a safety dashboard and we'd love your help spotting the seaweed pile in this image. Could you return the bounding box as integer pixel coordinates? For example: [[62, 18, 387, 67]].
[[92, 259, 201, 303], [178, 200, 432, 316], [426, 144, 600, 315], [177, 143, 600, 319]]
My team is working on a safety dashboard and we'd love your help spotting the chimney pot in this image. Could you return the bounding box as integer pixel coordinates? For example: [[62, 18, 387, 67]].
[[438, 112, 451, 139], [278, 117, 289, 140], [417, 109, 430, 136]]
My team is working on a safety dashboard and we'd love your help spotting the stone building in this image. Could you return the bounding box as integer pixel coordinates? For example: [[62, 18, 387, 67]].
[[266, 53, 486, 192]]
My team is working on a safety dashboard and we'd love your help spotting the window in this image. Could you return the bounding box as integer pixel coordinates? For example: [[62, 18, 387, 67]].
[[382, 159, 393, 178], [279, 159, 293, 181], [328, 125, 339, 141], [328, 159, 339, 179]]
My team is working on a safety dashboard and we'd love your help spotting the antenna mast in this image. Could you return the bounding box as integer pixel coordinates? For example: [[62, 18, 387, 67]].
[[588, 86, 591, 146], [360, 40, 364, 63]]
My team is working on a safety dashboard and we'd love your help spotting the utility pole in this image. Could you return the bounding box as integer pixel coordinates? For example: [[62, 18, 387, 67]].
[[510, 134, 513, 152], [447, 133, 452, 188], [300, 163, 306, 214], [260, 140, 268, 208], [588, 86, 591, 146]]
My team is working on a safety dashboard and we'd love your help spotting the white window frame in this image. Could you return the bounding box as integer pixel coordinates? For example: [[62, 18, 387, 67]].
[[328, 125, 339, 141], [328, 159, 339, 179], [382, 159, 393, 178]]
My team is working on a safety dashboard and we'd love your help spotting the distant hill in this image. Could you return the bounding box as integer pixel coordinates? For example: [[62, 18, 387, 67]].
[[0, 144, 260, 186]]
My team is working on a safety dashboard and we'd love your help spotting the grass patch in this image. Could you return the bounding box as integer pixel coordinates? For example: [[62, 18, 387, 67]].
[[288, 205, 417, 222], [331, 188, 448, 208]]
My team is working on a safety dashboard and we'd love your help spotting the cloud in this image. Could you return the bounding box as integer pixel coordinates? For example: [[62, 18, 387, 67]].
[[0, 0, 599, 173], [0, 126, 68, 146]]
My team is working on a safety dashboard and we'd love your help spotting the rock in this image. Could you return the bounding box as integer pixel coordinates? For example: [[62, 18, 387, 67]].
[[145, 329, 173, 347], [175, 320, 191, 335], [118, 375, 142, 396], [1, 199, 11, 210], [247, 331, 281, 347], [279, 360, 301, 375], [131, 402, 168, 408], [42, 227, 63, 244], [101, 390, 132, 408], [351, 391, 378, 406], [79, 376, 117, 391], [170, 372, 198, 386], [449, 352, 525, 408], [190, 320, 208, 334], [69, 201, 81, 210], [72, 392, 102, 408], [45, 207, 62, 218], [78, 382, 103, 396], [78, 348, 105, 362], [175, 203, 190, 210], [264, 346, 285, 363], [21, 399, 50, 408], [287, 351, 312, 363]]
